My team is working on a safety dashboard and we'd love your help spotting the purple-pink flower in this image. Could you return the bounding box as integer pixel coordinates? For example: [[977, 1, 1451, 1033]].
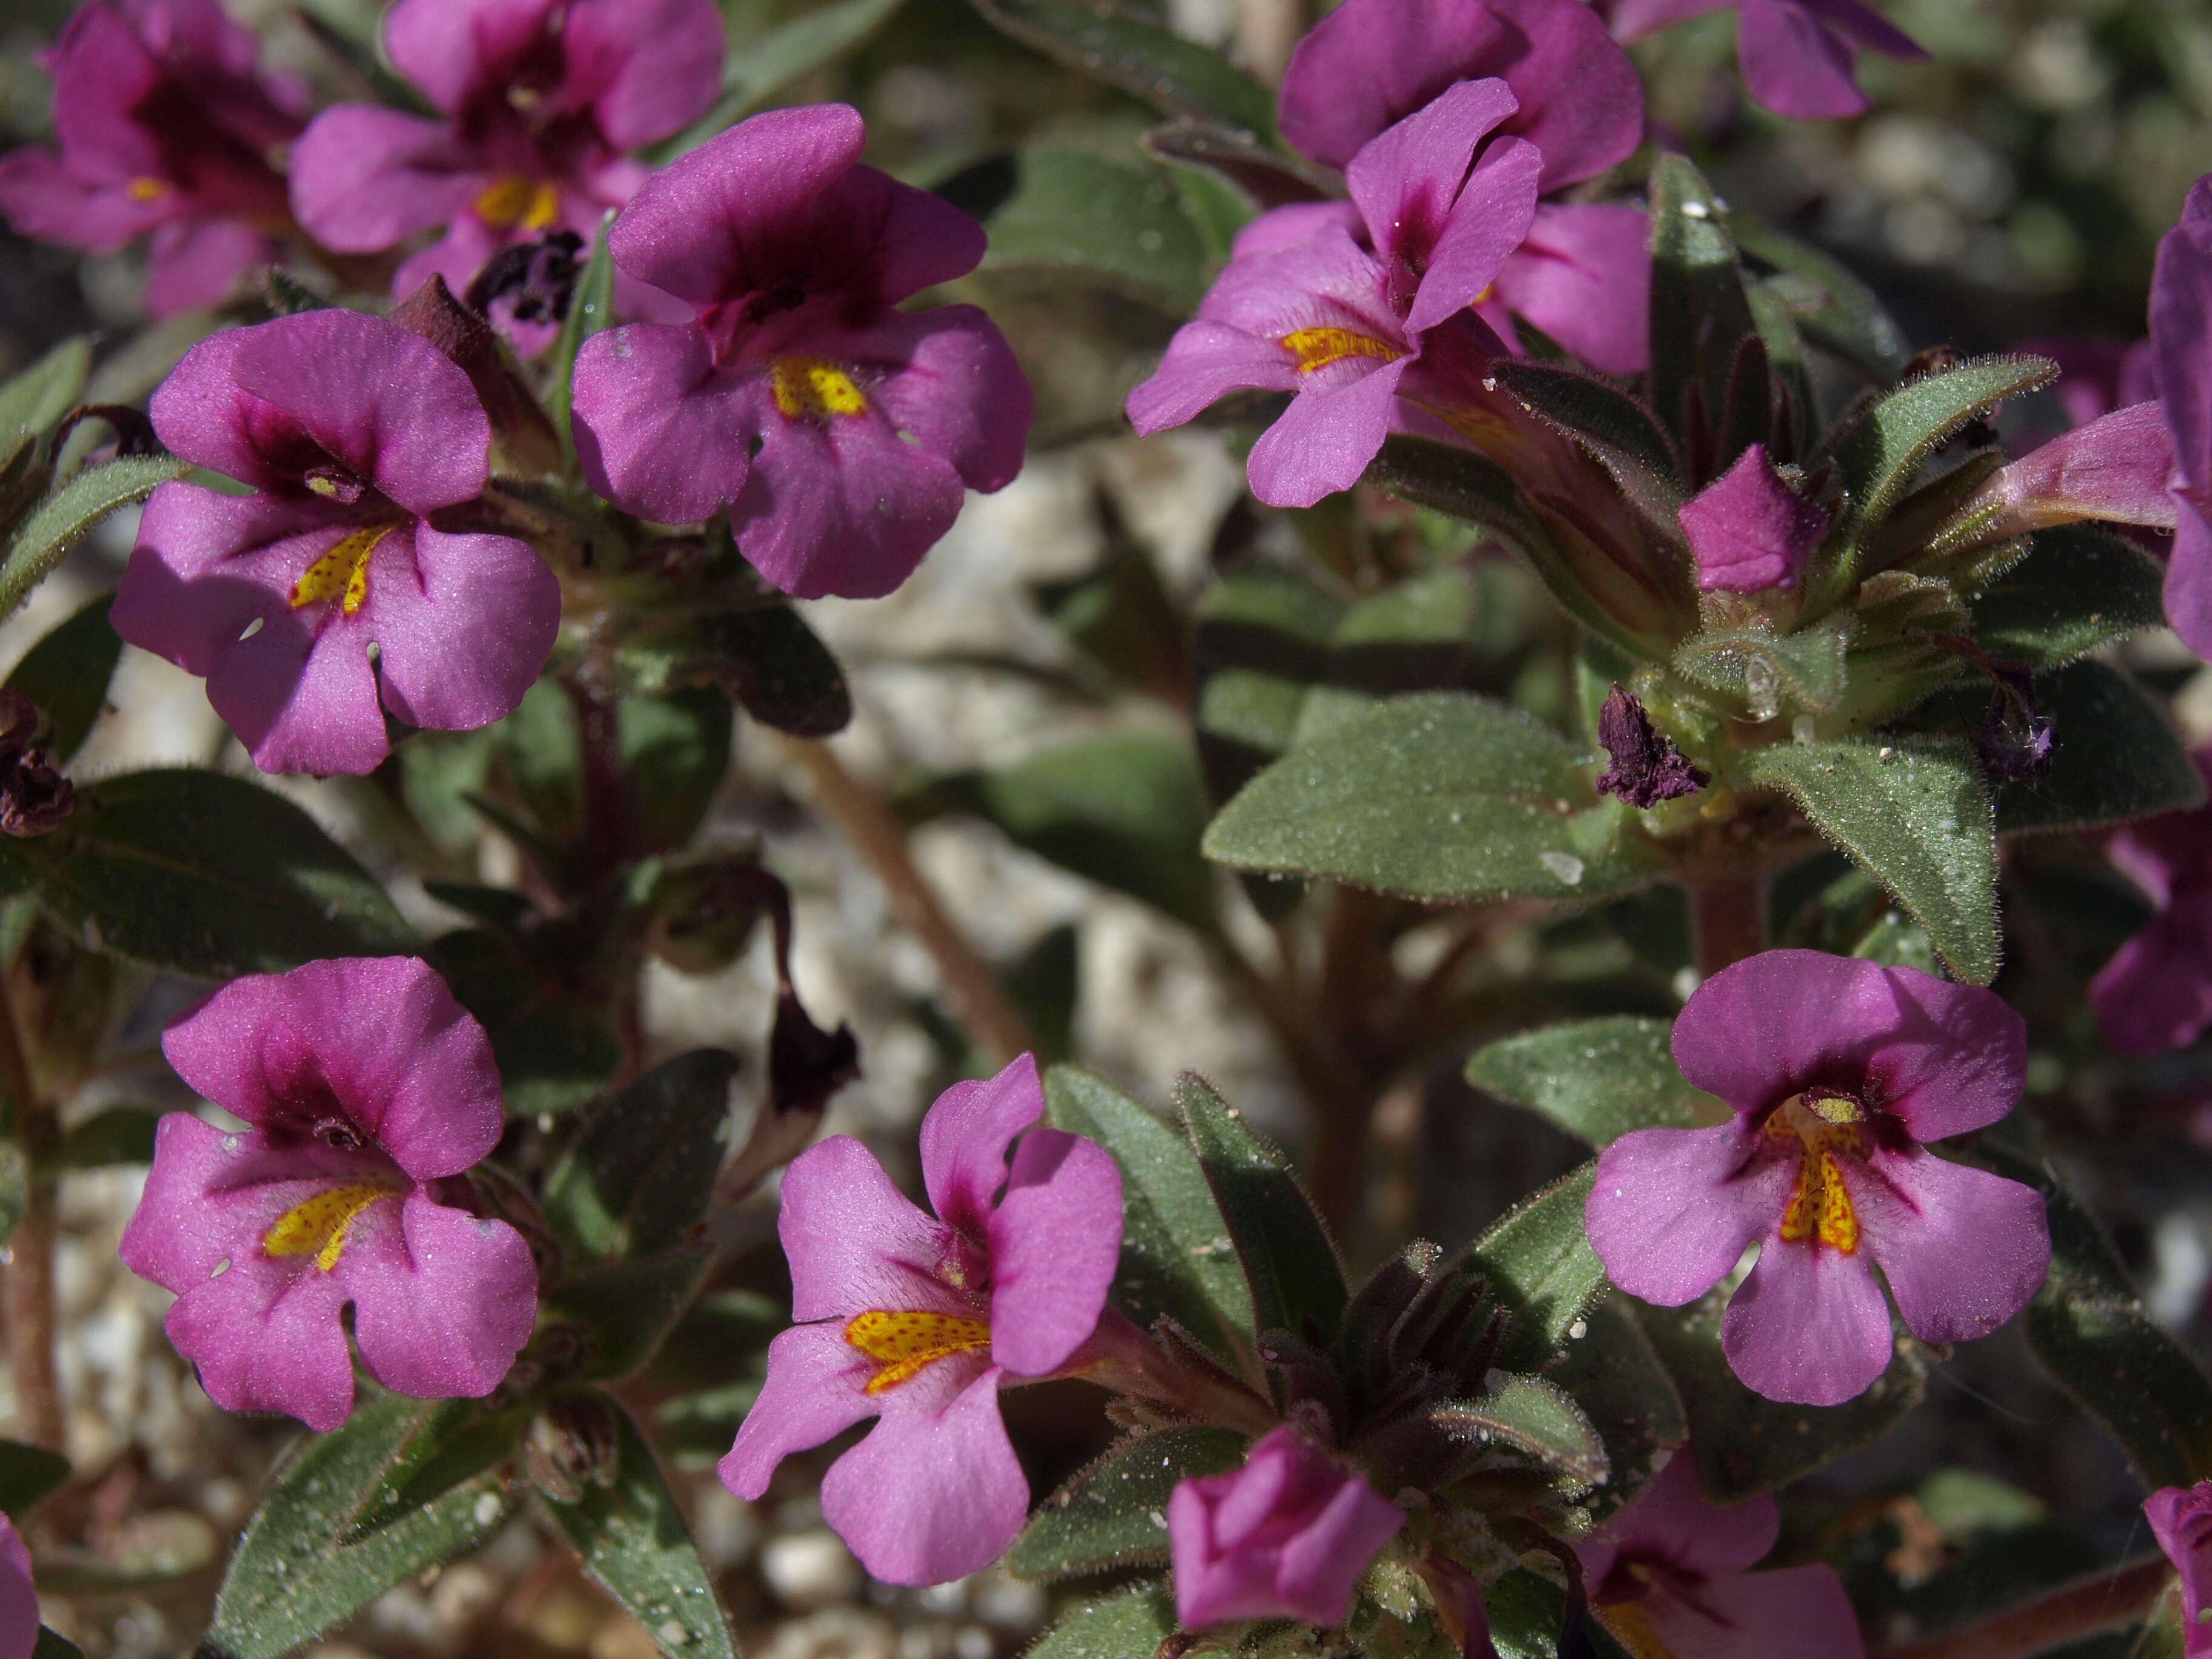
[[2147, 1481, 2212, 1657], [0, 0, 305, 318], [2091, 748, 2212, 1056], [1277, 0, 1650, 375], [1168, 1426, 1406, 1630], [0, 1517, 32, 1659], [570, 104, 1032, 600], [1966, 402, 2178, 542], [1678, 443, 1831, 594], [111, 308, 561, 777], [1127, 80, 1541, 508], [1603, 0, 1926, 122], [720, 1054, 1122, 1585], [2151, 175, 2212, 661], [2020, 337, 2157, 431], [1585, 950, 2050, 1406], [118, 957, 538, 1433], [1576, 1452, 1863, 1659], [289, 0, 722, 339]]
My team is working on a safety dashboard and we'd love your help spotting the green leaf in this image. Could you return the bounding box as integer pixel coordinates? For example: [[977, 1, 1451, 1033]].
[[977, 146, 1210, 313], [968, 0, 1276, 138], [32, 1628, 82, 1659], [620, 687, 732, 854], [1633, 1293, 1928, 1500], [1740, 738, 1997, 984], [1467, 1017, 1724, 1148], [50, 1106, 159, 1170], [1489, 360, 1681, 484], [1290, 566, 1495, 746], [539, 1399, 737, 1659], [663, 0, 910, 156], [1546, 1296, 1686, 1520], [1647, 154, 1757, 447], [681, 604, 851, 737], [541, 1248, 717, 1383], [1433, 1375, 1606, 1485], [341, 1396, 535, 1544], [1044, 1065, 1256, 1361], [1487, 1568, 1635, 1659], [0, 1143, 25, 1249], [550, 215, 617, 461], [1735, 221, 1909, 382], [1202, 692, 1666, 905], [0, 1438, 69, 1519], [1674, 614, 1854, 717], [0, 769, 416, 977], [1991, 662, 2205, 835], [543, 1051, 739, 1261], [1458, 1164, 1605, 1374], [0, 457, 189, 621], [1192, 565, 1344, 809], [0, 340, 90, 449], [1008, 1426, 1248, 1580], [203, 1390, 517, 1659], [1969, 526, 2167, 671], [1024, 1584, 1180, 1659], [425, 930, 625, 1118], [1972, 1141, 2212, 1490], [5, 590, 120, 763], [1178, 1073, 1346, 1342]]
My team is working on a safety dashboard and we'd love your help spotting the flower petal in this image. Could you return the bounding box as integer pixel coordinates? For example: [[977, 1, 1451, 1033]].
[[561, 0, 725, 149], [988, 1128, 1122, 1376], [1721, 1238, 1894, 1406], [921, 1053, 1047, 1242], [720, 1320, 882, 1498], [1408, 136, 1543, 333], [143, 216, 269, 317], [2166, 497, 2212, 662], [1127, 322, 1301, 435], [1587, 1124, 1792, 1306], [1346, 77, 1522, 307], [384, 0, 559, 114], [1845, 1147, 2049, 1346], [1273, 1478, 1407, 1624], [346, 1192, 539, 1401], [1737, 0, 1869, 121], [370, 527, 560, 734], [1642, 1562, 1865, 1659], [1246, 356, 1409, 508], [2091, 890, 2212, 1057], [852, 306, 1033, 494], [1489, 203, 1652, 377], [778, 1136, 962, 1324], [288, 104, 476, 254], [1584, 1452, 1778, 1582], [572, 324, 754, 524]]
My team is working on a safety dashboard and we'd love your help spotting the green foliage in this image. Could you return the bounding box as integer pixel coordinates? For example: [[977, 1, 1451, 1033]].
[[1024, 1584, 1179, 1659], [0, 769, 415, 977], [203, 1390, 517, 1659], [0, 340, 90, 450], [6, 591, 119, 762], [1735, 220, 1910, 381], [1740, 738, 1998, 984], [1545, 1296, 1686, 1520], [543, 1051, 740, 1261], [1969, 526, 2167, 670], [540, 1248, 717, 1383], [1202, 692, 1665, 905], [668, 0, 909, 152], [341, 1397, 534, 1543], [1466, 1017, 1724, 1148], [1490, 360, 1681, 484], [424, 928, 626, 1118], [50, 1105, 159, 1170], [1988, 662, 2204, 835], [1008, 1425, 1248, 1580], [551, 216, 617, 460], [1458, 1165, 1606, 1375], [1674, 615, 1854, 717], [0, 456, 188, 620], [539, 1401, 736, 1659], [663, 603, 851, 737], [1647, 154, 1757, 449], [1487, 1569, 1635, 1659], [1178, 1073, 1346, 1342], [0, 1437, 69, 1519], [967, 0, 1276, 138], [1044, 1066, 1256, 1364], [976, 146, 1213, 313], [1433, 1375, 1606, 1486]]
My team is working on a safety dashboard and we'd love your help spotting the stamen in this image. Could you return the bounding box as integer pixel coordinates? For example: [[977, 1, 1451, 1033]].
[[1768, 1097, 1866, 1254], [474, 175, 563, 233], [291, 523, 400, 615], [845, 1309, 990, 1395], [770, 358, 869, 420], [264, 1182, 400, 1272], [1279, 327, 1404, 374]]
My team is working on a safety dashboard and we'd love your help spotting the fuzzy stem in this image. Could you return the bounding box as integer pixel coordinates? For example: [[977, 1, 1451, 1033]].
[[1871, 1553, 2171, 1659], [0, 974, 61, 1452], [783, 737, 1034, 1065], [1689, 861, 1766, 978]]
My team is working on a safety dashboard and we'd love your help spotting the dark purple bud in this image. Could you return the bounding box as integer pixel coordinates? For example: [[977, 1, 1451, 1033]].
[[463, 229, 586, 326], [1936, 635, 2056, 783], [1595, 685, 1709, 809], [0, 691, 71, 838]]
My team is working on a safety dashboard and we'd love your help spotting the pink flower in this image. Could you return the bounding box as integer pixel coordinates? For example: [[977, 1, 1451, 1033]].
[[0, 0, 305, 317], [2147, 1481, 2212, 1657], [719, 1054, 1122, 1585], [2019, 336, 2157, 430], [110, 309, 561, 776], [289, 0, 722, 340], [1679, 443, 1831, 594], [1604, 0, 1925, 122], [0, 1517, 33, 1659], [2151, 175, 2212, 660], [2092, 748, 2212, 1056], [118, 957, 539, 1433], [1585, 950, 2050, 1406], [1127, 80, 1541, 509], [1276, 0, 1650, 375], [1966, 402, 2179, 541], [570, 104, 1032, 600], [1168, 1426, 1407, 1629], [1577, 1453, 1863, 1659]]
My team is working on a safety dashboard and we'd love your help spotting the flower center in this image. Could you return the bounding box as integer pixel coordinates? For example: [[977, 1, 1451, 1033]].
[[845, 1310, 991, 1395], [770, 358, 869, 421], [126, 176, 170, 203], [1766, 1093, 1868, 1254], [474, 175, 563, 233], [263, 1182, 401, 1272], [290, 523, 401, 616], [1279, 327, 1404, 374]]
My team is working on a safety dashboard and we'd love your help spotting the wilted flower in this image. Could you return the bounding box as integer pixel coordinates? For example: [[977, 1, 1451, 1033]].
[[0, 691, 72, 838], [0, 0, 305, 317], [1128, 79, 1541, 508], [1577, 1452, 1864, 1659], [1603, 0, 1925, 122], [571, 103, 1032, 600], [720, 1054, 1122, 1584], [1168, 1425, 1407, 1629], [1678, 443, 1829, 594], [1595, 684, 1708, 808], [2151, 175, 2212, 660], [2091, 748, 2212, 1057], [111, 309, 561, 776], [289, 0, 722, 341], [1586, 950, 2050, 1406], [118, 957, 538, 1433], [2146, 1481, 2212, 1658]]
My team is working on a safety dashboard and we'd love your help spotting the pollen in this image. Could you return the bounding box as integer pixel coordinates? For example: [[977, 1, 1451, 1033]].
[[474, 174, 563, 232], [845, 1309, 991, 1395], [290, 523, 400, 615], [770, 358, 870, 420], [1768, 1099, 1866, 1255], [126, 176, 170, 203], [263, 1182, 400, 1272], [1279, 327, 1404, 374]]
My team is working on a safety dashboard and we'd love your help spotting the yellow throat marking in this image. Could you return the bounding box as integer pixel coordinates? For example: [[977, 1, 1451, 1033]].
[[771, 358, 869, 420], [1768, 1095, 1865, 1254], [126, 176, 170, 203], [845, 1310, 991, 1395], [1279, 327, 1404, 374], [290, 523, 400, 616], [264, 1183, 400, 1272], [474, 174, 563, 232]]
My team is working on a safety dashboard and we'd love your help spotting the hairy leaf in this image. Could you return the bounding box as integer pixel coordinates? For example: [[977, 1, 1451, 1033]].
[[1467, 1017, 1724, 1148], [666, 0, 909, 154], [1435, 1375, 1606, 1485], [425, 929, 626, 1118], [1008, 1426, 1248, 1580], [1025, 1583, 1179, 1659], [1490, 359, 1681, 484], [1989, 662, 2204, 835], [968, 0, 1275, 137], [6, 591, 119, 763], [977, 146, 1210, 313], [0, 340, 90, 449], [541, 1248, 717, 1383], [550, 215, 616, 460], [50, 1106, 159, 1170], [1460, 1165, 1606, 1374], [679, 604, 851, 737], [342, 1397, 534, 1544], [1547, 1296, 1686, 1521], [0, 457, 188, 620], [543, 1051, 740, 1261], [1969, 526, 2166, 671], [1735, 221, 1909, 382], [1674, 615, 1854, 717], [1648, 154, 1757, 453]]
